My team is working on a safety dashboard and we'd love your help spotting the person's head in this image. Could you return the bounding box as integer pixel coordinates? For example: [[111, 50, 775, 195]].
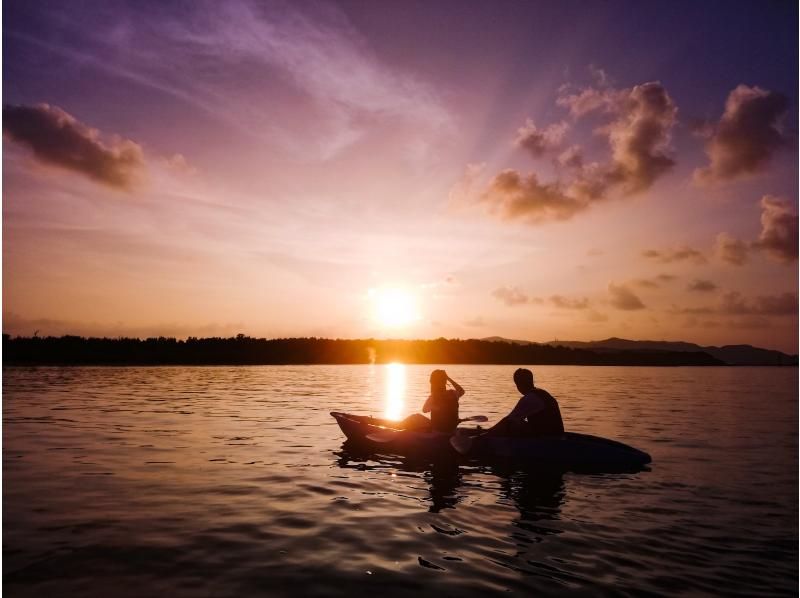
[[429, 369, 447, 393], [513, 368, 535, 393]]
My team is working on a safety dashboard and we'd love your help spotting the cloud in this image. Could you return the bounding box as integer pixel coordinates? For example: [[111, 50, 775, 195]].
[[687, 279, 718, 292], [754, 195, 797, 263], [557, 145, 584, 169], [608, 283, 645, 310], [599, 82, 678, 195], [3, 103, 144, 189], [481, 169, 588, 223], [693, 85, 789, 185], [463, 316, 486, 327], [720, 291, 797, 315], [642, 246, 706, 264], [714, 232, 750, 266], [549, 295, 590, 309], [586, 310, 609, 322], [472, 78, 677, 225], [515, 119, 568, 157], [657, 274, 677, 283], [491, 286, 529, 306], [673, 291, 797, 317]]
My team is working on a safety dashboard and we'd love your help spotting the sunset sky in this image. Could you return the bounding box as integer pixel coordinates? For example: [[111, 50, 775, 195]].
[[3, 1, 798, 352]]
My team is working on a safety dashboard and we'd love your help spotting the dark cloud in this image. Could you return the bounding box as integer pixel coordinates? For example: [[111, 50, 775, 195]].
[[687, 279, 718, 292], [608, 283, 645, 310], [755, 195, 797, 263], [674, 291, 797, 318], [481, 169, 588, 223], [549, 295, 590, 309], [714, 232, 750, 266], [515, 119, 568, 157], [491, 286, 529, 306], [642, 246, 706, 264], [693, 85, 789, 185], [3, 103, 145, 190], [720, 291, 797, 315]]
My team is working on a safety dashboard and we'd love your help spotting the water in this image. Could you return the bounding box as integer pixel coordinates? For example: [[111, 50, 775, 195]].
[[3, 365, 797, 596]]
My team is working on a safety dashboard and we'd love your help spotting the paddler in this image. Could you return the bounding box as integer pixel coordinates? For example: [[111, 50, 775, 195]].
[[451, 368, 563, 453], [422, 369, 465, 433]]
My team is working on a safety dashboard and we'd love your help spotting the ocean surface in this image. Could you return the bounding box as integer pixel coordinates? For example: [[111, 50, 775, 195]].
[[3, 365, 798, 596]]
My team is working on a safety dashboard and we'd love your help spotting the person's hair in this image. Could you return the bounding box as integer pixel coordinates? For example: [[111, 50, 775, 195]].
[[429, 369, 447, 391], [513, 368, 534, 389]]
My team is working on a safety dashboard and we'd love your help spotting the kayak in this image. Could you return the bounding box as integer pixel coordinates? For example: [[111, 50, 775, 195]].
[[330, 412, 651, 470]]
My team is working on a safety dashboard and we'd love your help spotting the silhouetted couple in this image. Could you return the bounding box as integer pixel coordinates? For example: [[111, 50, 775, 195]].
[[405, 368, 564, 441]]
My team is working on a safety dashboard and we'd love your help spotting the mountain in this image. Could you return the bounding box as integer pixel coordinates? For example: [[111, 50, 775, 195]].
[[482, 336, 797, 366], [543, 337, 797, 366]]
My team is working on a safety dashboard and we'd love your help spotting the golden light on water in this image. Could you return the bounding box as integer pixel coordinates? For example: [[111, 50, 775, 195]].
[[384, 362, 406, 420], [369, 287, 420, 329]]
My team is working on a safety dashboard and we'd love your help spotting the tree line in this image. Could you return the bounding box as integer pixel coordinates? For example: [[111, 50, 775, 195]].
[[2, 334, 725, 366]]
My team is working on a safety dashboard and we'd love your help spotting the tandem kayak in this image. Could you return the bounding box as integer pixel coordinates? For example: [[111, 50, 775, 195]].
[[331, 412, 651, 470]]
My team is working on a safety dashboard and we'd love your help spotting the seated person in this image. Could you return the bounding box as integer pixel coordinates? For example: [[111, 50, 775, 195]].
[[422, 369, 465, 433], [451, 368, 562, 453], [487, 368, 564, 437]]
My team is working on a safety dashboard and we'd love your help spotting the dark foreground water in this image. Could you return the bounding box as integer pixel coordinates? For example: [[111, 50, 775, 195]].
[[4, 365, 798, 596]]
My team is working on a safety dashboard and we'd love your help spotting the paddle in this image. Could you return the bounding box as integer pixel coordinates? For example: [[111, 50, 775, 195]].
[[365, 415, 488, 443]]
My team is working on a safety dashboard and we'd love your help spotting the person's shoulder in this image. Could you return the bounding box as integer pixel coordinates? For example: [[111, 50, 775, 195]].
[[535, 387, 557, 400]]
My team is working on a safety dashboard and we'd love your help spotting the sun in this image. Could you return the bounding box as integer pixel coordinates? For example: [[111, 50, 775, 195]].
[[369, 287, 420, 328]]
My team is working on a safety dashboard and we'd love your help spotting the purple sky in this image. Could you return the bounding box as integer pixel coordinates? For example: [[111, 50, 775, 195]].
[[3, 1, 798, 351]]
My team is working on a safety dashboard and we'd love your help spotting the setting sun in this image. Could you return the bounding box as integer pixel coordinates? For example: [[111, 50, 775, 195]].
[[370, 287, 420, 328]]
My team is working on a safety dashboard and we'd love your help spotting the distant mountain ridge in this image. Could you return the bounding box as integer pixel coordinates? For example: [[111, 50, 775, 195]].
[[482, 336, 797, 366]]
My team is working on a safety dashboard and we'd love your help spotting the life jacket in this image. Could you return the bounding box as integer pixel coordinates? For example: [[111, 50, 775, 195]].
[[429, 389, 460, 433], [524, 388, 564, 436]]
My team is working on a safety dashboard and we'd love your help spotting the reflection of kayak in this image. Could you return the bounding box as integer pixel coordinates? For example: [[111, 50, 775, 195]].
[[330, 412, 651, 470]]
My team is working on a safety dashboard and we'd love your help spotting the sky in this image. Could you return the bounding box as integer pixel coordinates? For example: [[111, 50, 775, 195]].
[[3, 0, 798, 352]]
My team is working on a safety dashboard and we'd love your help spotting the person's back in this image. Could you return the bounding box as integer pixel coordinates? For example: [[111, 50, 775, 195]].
[[487, 368, 564, 437], [517, 386, 564, 436], [423, 370, 464, 433]]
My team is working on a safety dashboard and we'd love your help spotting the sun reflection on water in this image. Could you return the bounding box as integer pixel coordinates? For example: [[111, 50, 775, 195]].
[[384, 363, 406, 420]]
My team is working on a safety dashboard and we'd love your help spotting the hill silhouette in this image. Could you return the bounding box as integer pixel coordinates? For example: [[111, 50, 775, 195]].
[[0, 334, 734, 366], [481, 337, 797, 366]]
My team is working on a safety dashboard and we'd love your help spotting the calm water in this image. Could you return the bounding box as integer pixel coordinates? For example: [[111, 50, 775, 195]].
[[3, 365, 798, 596]]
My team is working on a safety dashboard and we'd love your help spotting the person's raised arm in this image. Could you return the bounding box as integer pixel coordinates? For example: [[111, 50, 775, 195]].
[[446, 375, 465, 398]]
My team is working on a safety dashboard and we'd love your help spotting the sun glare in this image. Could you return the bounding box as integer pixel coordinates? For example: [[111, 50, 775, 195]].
[[384, 362, 406, 420], [370, 287, 420, 328]]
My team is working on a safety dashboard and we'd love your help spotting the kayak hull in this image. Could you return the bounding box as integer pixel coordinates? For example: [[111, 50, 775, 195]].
[[330, 412, 651, 470]]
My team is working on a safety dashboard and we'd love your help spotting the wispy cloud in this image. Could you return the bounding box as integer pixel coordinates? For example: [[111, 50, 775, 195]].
[[642, 246, 706, 264], [12, 0, 451, 160], [491, 286, 530, 306]]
